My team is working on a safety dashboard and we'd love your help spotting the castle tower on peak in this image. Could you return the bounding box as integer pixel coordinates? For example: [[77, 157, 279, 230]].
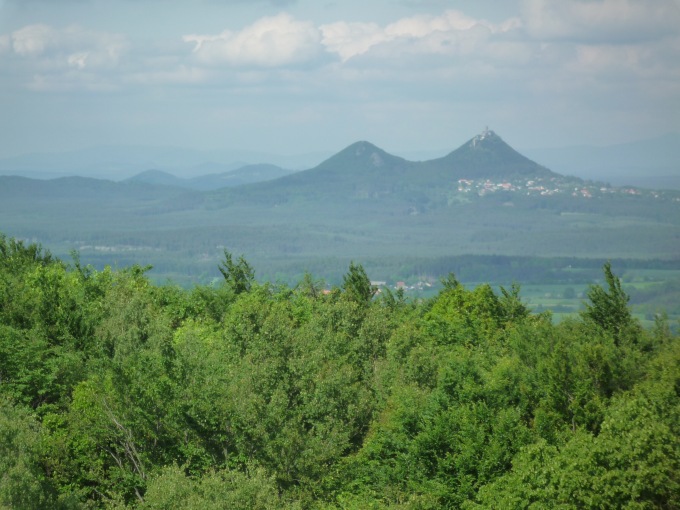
[[471, 127, 495, 147], [480, 126, 495, 138]]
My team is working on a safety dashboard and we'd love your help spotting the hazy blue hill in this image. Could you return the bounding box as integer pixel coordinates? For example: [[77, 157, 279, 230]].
[[281, 141, 416, 197], [273, 141, 413, 187], [429, 129, 556, 180], [0, 146, 211, 180], [127, 169, 186, 188], [0, 175, 119, 199], [0, 145, 330, 181], [127, 164, 296, 191], [189, 163, 295, 190], [0, 175, 186, 198], [0, 175, 192, 223], [203, 141, 417, 208], [311, 140, 411, 173]]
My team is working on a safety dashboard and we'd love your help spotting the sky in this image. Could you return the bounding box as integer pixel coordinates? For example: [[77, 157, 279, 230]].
[[0, 0, 679, 160]]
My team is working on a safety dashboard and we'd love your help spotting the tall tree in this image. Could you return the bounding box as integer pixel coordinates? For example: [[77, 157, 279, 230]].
[[341, 262, 374, 305], [582, 262, 635, 343], [218, 250, 255, 295]]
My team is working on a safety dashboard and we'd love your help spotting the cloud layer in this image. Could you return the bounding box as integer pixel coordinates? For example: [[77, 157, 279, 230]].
[[184, 13, 324, 67], [0, 0, 678, 154], [2, 2, 678, 88], [522, 0, 680, 42], [1, 23, 129, 90]]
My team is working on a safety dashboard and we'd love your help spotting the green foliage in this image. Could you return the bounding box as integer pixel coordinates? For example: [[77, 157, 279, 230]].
[[0, 240, 101, 412], [424, 281, 505, 345], [0, 233, 55, 270], [499, 282, 530, 323], [0, 234, 677, 509], [582, 261, 637, 342], [470, 343, 680, 509], [0, 399, 59, 509], [218, 250, 255, 295], [141, 464, 290, 510], [342, 262, 375, 305]]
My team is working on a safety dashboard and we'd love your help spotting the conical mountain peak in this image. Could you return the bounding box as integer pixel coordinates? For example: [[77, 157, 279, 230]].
[[313, 140, 409, 173], [213, 130, 560, 205], [348, 140, 380, 153], [439, 128, 555, 179], [339, 141, 396, 161]]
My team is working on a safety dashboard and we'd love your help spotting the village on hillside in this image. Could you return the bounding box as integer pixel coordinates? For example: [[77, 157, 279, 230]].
[[456, 175, 679, 201]]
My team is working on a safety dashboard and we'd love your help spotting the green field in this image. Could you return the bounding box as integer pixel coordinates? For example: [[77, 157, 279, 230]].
[[516, 270, 680, 329]]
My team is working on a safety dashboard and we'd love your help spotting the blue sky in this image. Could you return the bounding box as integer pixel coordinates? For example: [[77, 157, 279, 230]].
[[1, 0, 678, 159]]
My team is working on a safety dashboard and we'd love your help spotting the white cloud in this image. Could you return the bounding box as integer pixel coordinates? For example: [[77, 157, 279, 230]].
[[12, 24, 53, 56], [8, 24, 128, 67], [522, 0, 680, 43], [320, 10, 522, 62], [516, 0, 680, 101], [1, 3, 677, 148], [67, 51, 89, 69], [0, 24, 130, 91], [183, 13, 324, 67], [181, 10, 524, 68], [318, 21, 382, 62]]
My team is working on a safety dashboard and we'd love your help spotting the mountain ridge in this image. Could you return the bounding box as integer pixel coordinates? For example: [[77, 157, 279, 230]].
[[3, 130, 676, 201], [2, 130, 678, 188], [1, 129, 678, 284], [3, 129, 674, 206], [203, 129, 571, 209]]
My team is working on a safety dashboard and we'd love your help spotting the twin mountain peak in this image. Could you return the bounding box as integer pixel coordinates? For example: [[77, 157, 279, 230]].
[[213, 129, 583, 208], [289, 128, 556, 185]]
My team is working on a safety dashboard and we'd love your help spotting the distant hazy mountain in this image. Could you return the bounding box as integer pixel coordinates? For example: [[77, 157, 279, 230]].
[[0, 146, 213, 180], [127, 164, 296, 191], [4, 130, 673, 211], [267, 140, 416, 197], [206, 130, 559, 208], [2, 132, 677, 189], [0, 146, 328, 181], [126, 170, 187, 188], [433, 129, 556, 179], [1, 129, 678, 285], [523, 133, 680, 189]]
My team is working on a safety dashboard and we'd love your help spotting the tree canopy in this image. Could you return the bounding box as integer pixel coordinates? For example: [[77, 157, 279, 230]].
[[0, 234, 677, 509]]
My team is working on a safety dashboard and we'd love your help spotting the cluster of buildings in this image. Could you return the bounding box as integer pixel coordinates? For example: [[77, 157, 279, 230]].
[[371, 280, 434, 293], [456, 177, 677, 201], [457, 177, 564, 197]]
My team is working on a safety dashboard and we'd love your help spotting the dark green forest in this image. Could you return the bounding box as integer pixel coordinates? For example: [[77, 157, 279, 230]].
[[1, 233, 678, 509]]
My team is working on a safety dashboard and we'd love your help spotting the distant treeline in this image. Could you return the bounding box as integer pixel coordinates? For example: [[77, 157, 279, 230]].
[[257, 254, 680, 288], [72, 251, 680, 288], [412, 254, 680, 284]]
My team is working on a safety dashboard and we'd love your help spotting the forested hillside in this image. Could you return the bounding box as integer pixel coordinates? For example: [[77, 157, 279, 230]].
[[1, 234, 678, 509]]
